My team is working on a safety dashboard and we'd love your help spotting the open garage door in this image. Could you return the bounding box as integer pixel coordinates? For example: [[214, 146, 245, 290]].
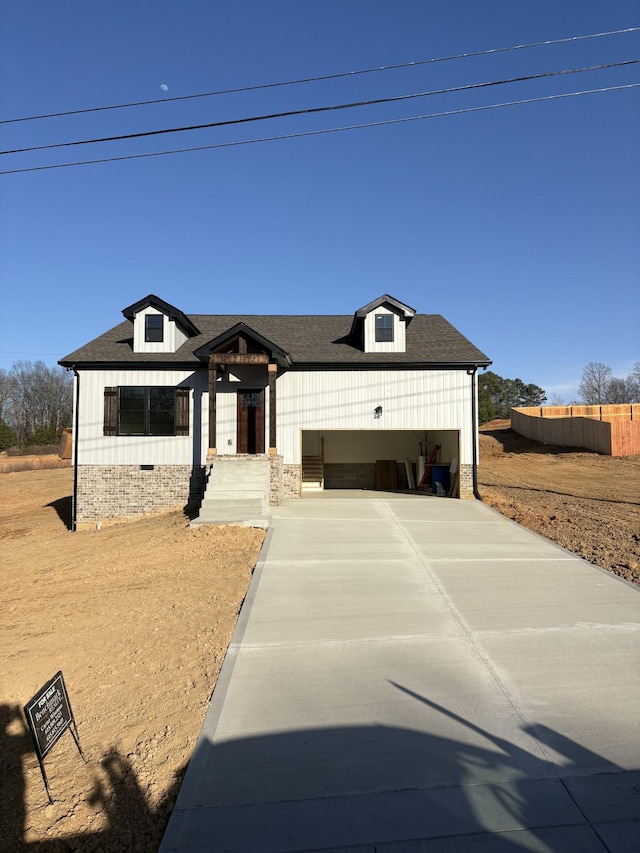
[[301, 429, 460, 496]]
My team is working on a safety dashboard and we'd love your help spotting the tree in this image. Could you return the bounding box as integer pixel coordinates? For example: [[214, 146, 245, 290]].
[[0, 419, 17, 450], [478, 371, 502, 423], [578, 362, 613, 404], [0, 368, 11, 425], [626, 362, 640, 403], [578, 362, 640, 405], [478, 371, 546, 423], [604, 377, 631, 404], [1, 361, 73, 446]]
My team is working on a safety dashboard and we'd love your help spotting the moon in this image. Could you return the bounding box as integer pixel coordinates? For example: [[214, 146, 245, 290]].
[[160, 83, 168, 92]]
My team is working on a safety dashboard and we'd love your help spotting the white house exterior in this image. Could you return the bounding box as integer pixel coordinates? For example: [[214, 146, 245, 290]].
[[60, 294, 491, 526]]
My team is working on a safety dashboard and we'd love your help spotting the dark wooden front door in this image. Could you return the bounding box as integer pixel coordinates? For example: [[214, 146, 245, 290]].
[[237, 389, 265, 454]]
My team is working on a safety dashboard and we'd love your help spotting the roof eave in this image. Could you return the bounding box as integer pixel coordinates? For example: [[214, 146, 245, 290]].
[[121, 294, 200, 337]]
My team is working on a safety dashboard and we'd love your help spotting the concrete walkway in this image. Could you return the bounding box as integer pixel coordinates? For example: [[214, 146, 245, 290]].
[[160, 493, 640, 853]]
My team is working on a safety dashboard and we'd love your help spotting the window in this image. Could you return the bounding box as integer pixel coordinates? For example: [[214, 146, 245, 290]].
[[103, 387, 190, 436], [242, 392, 261, 407], [375, 314, 394, 342], [145, 314, 164, 342], [118, 387, 174, 435]]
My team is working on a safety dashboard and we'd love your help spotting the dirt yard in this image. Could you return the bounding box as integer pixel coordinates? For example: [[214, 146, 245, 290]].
[[479, 421, 640, 586], [0, 460, 264, 853], [1, 434, 638, 852]]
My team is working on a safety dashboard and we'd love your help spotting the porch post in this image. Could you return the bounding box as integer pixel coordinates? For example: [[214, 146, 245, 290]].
[[268, 363, 277, 455], [208, 357, 217, 455]]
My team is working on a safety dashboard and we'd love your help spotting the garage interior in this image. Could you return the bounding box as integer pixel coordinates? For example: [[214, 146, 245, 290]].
[[301, 429, 460, 496]]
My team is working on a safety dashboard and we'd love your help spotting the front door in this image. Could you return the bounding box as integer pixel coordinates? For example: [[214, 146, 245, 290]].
[[237, 389, 265, 454]]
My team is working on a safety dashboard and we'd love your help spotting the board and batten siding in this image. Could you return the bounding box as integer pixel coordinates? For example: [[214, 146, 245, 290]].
[[276, 368, 474, 464], [363, 305, 406, 353], [77, 366, 476, 468], [132, 306, 189, 354], [77, 368, 207, 466]]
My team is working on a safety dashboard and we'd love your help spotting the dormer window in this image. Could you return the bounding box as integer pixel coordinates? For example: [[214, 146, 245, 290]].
[[145, 315, 164, 343], [375, 314, 394, 343], [123, 295, 200, 354], [351, 294, 415, 353]]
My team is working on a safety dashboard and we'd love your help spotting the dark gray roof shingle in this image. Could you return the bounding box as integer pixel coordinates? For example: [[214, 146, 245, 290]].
[[60, 313, 491, 367]]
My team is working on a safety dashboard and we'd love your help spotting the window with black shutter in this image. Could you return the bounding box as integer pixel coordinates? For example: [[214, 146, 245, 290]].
[[175, 388, 190, 436], [103, 387, 190, 436], [103, 387, 117, 436]]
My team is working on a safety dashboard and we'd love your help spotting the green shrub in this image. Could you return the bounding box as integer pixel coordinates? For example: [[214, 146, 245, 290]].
[[26, 426, 61, 447], [0, 420, 18, 451]]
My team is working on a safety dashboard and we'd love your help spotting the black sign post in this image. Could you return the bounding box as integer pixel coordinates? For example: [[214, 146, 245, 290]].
[[24, 671, 85, 803]]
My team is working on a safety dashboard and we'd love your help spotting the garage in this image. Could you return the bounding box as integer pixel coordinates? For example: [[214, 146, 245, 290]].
[[301, 429, 460, 495]]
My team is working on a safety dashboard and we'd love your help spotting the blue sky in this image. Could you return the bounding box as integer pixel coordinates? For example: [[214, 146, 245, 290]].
[[1, 1, 638, 402]]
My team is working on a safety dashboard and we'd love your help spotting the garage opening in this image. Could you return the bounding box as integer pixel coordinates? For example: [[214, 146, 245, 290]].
[[301, 429, 460, 496]]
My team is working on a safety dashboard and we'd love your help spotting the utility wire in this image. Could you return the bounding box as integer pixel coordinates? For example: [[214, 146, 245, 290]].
[[2, 60, 638, 157], [1, 26, 638, 125], [2, 83, 637, 176]]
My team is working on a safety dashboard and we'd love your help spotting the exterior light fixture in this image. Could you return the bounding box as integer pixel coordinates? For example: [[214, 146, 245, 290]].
[[374, 406, 383, 419]]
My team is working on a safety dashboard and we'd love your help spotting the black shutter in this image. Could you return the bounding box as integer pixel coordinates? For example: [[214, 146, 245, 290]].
[[104, 387, 117, 436], [175, 388, 190, 436]]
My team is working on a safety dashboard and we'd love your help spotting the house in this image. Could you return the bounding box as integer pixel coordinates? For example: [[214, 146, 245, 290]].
[[59, 294, 491, 527]]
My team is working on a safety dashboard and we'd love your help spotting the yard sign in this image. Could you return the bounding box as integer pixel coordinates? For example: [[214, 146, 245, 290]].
[[24, 671, 85, 802]]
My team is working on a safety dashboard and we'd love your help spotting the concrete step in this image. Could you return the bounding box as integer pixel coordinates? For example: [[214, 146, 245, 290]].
[[196, 457, 271, 525], [196, 506, 264, 519], [209, 462, 269, 473], [189, 515, 271, 530], [205, 485, 268, 500], [197, 511, 265, 524], [200, 497, 264, 512], [207, 470, 270, 482], [204, 481, 268, 491]]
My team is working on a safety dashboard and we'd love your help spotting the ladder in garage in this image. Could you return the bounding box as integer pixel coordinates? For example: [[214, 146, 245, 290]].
[[417, 445, 440, 491]]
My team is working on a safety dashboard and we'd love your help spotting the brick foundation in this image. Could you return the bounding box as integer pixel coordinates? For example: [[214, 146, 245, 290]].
[[76, 458, 470, 523], [268, 455, 283, 505], [283, 464, 301, 499], [459, 464, 474, 499], [76, 464, 206, 523], [267, 458, 301, 503]]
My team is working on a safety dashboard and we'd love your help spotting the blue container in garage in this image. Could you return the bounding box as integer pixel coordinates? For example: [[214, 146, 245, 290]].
[[431, 465, 450, 493]]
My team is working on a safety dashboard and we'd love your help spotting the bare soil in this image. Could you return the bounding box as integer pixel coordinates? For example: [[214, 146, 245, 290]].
[[0, 460, 264, 852], [479, 421, 640, 586], [1, 434, 638, 851]]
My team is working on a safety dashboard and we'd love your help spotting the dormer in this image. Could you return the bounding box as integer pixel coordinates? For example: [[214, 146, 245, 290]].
[[122, 295, 200, 354], [350, 294, 416, 353]]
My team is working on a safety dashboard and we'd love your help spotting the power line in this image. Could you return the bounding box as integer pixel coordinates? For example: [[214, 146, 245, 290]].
[[2, 26, 638, 126], [2, 83, 637, 176], [3, 60, 638, 157]]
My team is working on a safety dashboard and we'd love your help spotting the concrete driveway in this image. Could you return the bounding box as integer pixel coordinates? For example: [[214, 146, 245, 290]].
[[160, 493, 640, 852]]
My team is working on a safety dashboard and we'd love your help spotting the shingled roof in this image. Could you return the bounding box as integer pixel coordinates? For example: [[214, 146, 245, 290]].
[[60, 312, 490, 368]]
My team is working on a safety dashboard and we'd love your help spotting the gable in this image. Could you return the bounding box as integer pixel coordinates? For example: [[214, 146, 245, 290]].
[[351, 294, 416, 354], [194, 322, 291, 367], [122, 294, 200, 354]]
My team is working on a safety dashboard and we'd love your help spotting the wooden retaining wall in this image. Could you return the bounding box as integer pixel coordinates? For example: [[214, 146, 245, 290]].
[[511, 404, 640, 456]]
